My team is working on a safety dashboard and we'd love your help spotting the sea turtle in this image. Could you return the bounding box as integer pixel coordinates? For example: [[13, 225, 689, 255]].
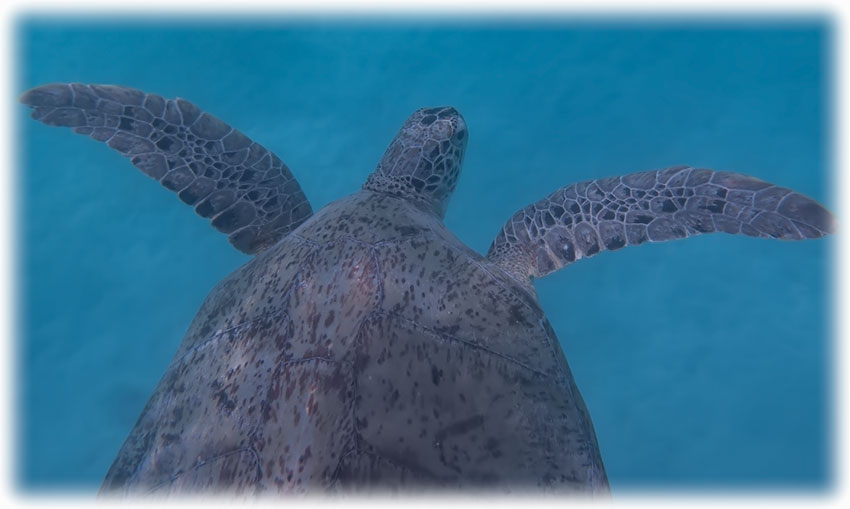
[[20, 83, 834, 496]]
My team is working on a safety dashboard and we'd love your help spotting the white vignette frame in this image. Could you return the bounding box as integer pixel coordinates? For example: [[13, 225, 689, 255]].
[[0, 1, 845, 508]]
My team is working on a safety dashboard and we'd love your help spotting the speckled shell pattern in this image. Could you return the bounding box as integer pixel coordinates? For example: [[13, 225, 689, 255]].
[[100, 190, 608, 495]]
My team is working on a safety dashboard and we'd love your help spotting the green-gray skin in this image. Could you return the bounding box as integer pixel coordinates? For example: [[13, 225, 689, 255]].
[[21, 83, 834, 496]]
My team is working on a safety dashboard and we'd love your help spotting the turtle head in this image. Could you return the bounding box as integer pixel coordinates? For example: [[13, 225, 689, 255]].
[[363, 106, 468, 218]]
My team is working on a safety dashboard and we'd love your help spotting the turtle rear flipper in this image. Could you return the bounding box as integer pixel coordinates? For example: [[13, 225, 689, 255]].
[[21, 83, 313, 254], [487, 166, 834, 282]]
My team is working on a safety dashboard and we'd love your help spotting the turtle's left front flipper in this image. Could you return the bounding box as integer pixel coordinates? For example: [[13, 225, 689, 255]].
[[487, 166, 834, 283], [21, 83, 313, 254]]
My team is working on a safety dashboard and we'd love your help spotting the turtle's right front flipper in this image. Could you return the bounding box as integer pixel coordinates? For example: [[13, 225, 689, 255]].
[[21, 83, 313, 254], [487, 166, 835, 284]]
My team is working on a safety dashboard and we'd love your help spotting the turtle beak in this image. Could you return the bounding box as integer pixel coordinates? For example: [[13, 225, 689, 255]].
[[424, 106, 467, 147], [448, 107, 467, 146]]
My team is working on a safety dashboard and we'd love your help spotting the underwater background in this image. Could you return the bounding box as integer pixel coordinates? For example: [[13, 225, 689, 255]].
[[16, 17, 832, 492]]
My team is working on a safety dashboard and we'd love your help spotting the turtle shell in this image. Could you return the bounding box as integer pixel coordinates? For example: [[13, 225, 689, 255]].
[[101, 191, 608, 495]]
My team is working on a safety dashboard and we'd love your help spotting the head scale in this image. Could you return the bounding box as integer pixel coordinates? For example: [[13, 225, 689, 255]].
[[363, 106, 468, 218]]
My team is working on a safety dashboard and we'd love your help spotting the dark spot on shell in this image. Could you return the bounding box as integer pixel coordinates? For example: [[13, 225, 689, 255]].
[[431, 365, 443, 386]]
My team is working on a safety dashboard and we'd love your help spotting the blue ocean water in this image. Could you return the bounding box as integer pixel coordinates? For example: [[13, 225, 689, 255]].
[[16, 18, 832, 492]]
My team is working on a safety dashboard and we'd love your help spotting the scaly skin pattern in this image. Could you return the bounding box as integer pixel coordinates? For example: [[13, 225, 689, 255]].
[[100, 191, 608, 495], [363, 106, 468, 218], [487, 166, 834, 282], [20, 83, 313, 254]]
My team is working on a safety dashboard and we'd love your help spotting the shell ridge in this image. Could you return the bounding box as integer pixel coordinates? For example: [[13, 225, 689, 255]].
[[145, 446, 261, 495], [172, 309, 290, 368], [438, 242, 571, 384], [328, 285, 385, 488], [383, 311, 550, 378], [170, 236, 320, 364], [118, 239, 320, 490], [291, 230, 436, 249]]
